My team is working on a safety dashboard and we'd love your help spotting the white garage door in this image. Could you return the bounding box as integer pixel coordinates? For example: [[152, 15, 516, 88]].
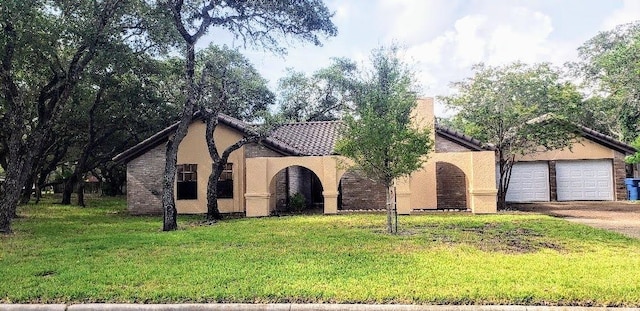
[[505, 162, 550, 202], [556, 160, 613, 201]]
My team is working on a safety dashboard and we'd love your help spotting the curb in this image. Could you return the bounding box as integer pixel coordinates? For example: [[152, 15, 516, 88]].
[[2, 304, 640, 311]]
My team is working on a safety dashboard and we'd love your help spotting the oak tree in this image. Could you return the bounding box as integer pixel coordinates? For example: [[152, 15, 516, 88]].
[[160, 0, 337, 230], [441, 62, 581, 209]]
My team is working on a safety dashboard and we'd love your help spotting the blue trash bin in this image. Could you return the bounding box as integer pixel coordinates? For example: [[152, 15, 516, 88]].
[[626, 178, 640, 200]]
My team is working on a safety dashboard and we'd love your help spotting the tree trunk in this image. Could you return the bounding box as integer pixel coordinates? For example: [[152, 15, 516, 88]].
[[19, 183, 32, 204], [0, 124, 49, 233], [161, 41, 199, 231], [385, 185, 398, 234], [206, 162, 224, 221], [162, 138, 180, 231], [496, 151, 515, 210], [77, 177, 86, 207], [61, 175, 77, 205], [35, 182, 42, 204]]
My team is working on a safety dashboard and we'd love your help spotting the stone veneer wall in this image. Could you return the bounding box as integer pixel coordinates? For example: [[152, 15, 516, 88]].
[[339, 170, 386, 210], [126, 144, 166, 215]]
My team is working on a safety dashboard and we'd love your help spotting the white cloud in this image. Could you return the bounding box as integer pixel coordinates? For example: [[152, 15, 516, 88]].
[[377, 0, 460, 43], [451, 15, 488, 67], [401, 5, 572, 116], [486, 8, 554, 65], [602, 0, 640, 30]]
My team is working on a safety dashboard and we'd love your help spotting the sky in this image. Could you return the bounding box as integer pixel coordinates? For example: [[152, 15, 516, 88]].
[[200, 0, 640, 116]]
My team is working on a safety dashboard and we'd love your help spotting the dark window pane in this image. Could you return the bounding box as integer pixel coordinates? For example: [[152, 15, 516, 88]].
[[217, 179, 233, 198], [177, 181, 197, 200]]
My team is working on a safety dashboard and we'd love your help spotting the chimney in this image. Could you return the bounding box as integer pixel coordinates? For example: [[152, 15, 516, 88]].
[[412, 97, 435, 133]]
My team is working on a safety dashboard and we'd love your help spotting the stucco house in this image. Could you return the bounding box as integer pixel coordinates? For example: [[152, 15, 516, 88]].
[[114, 98, 498, 216], [114, 98, 636, 217]]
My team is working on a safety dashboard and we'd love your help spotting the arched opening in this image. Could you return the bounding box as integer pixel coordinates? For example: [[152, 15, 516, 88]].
[[269, 165, 324, 213], [436, 162, 468, 210], [338, 169, 386, 210]]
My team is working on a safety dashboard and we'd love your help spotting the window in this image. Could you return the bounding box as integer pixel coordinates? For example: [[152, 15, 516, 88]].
[[177, 164, 197, 200], [217, 163, 233, 198]]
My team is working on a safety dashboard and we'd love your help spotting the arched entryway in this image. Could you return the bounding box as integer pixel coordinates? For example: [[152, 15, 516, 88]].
[[338, 169, 386, 210], [436, 161, 468, 210], [269, 165, 324, 213]]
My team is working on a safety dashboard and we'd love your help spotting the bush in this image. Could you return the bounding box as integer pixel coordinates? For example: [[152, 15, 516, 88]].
[[289, 193, 306, 212]]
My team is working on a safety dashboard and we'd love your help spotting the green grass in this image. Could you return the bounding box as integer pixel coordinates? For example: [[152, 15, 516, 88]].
[[2, 196, 640, 306]]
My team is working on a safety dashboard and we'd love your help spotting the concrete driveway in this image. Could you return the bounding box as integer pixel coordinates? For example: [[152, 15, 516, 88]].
[[510, 201, 640, 239]]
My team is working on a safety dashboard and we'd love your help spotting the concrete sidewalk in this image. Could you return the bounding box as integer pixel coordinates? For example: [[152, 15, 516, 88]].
[[2, 304, 640, 311]]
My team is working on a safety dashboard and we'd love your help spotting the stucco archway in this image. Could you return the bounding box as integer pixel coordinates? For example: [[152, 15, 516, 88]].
[[244, 156, 343, 217], [269, 165, 324, 213]]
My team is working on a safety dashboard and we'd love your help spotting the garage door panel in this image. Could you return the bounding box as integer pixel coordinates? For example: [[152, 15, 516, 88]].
[[505, 162, 550, 202], [556, 160, 613, 201]]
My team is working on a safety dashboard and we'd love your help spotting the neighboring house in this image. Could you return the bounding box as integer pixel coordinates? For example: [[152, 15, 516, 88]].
[[506, 127, 636, 203], [113, 98, 499, 216]]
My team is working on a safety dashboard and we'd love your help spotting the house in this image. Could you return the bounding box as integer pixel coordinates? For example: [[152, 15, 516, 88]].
[[113, 97, 636, 217], [505, 126, 636, 202], [113, 98, 499, 216]]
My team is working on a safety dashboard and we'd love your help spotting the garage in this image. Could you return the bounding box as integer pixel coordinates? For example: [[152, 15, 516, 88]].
[[556, 160, 613, 201], [505, 162, 550, 202]]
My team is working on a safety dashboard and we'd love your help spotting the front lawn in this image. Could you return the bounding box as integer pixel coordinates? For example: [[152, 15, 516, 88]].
[[1, 196, 640, 306]]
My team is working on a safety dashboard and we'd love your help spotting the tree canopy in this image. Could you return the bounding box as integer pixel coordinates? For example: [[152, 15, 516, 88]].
[[572, 21, 640, 142], [0, 0, 171, 233], [278, 57, 358, 122]]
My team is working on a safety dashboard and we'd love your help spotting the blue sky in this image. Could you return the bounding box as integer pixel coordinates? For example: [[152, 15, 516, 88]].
[[200, 0, 640, 116]]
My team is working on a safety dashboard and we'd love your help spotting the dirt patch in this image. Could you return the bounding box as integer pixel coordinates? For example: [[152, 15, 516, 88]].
[[398, 222, 564, 254], [509, 201, 640, 239]]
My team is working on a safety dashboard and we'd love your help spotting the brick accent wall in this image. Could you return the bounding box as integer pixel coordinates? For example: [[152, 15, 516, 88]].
[[274, 169, 287, 211], [548, 161, 557, 201], [436, 162, 468, 209], [245, 143, 284, 158], [339, 170, 386, 210], [435, 134, 473, 153], [126, 143, 166, 215], [614, 152, 627, 201]]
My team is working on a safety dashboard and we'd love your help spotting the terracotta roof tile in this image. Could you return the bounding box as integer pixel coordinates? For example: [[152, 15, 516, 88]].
[[269, 121, 343, 156]]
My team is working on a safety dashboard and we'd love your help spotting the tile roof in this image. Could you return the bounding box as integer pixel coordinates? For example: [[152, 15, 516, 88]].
[[269, 121, 343, 156], [113, 112, 636, 164]]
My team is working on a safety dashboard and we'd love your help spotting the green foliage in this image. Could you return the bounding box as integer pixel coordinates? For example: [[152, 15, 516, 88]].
[[440, 62, 581, 209], [3, 197, 640, 305], [197, 44, 275, 122], [625, 137, 640, 164], [289, 193, 306, 212], [573, 21, 640, 142], [278, 58, 359, 122], [336, 46, 433, 187]]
